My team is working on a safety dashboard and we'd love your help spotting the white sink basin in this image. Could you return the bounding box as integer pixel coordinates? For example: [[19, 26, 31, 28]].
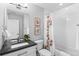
[[11, 42, 29, 49]]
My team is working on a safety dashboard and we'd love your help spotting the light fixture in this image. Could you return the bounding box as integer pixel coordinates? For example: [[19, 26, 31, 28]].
[[10, 3, 28, 9], [20, 3, 28, 8]]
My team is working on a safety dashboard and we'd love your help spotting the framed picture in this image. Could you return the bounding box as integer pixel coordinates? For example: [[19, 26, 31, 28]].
[[34, 16, 40, 35]]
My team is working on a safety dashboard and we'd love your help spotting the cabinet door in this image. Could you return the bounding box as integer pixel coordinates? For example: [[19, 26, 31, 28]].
[[17, 46, 36, 56], [21, 51, 36, 56], [27, 51, 36, 56], [4, 46, 36, 56], [19, 48, 36, 56], [0, 28, 3, 50]]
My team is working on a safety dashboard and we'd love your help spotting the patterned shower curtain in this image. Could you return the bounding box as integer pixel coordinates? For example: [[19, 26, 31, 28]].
[[44, 15, 55, 55]]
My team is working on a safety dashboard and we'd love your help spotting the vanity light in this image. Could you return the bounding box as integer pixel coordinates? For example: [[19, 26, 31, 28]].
[[10, 3, 28, 9], [20, 3, 28, 8]]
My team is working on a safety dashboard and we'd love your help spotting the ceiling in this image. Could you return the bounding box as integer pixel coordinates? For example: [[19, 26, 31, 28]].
[[34, 3, 74, 12]]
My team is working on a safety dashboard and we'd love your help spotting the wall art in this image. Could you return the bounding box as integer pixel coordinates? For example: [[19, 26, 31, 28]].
[[34, 16, 40, 35]]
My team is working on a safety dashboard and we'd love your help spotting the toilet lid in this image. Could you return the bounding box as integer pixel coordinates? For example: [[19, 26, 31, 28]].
[[39, 49, 51, 56]]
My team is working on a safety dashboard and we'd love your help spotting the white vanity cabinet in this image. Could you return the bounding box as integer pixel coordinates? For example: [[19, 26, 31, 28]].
[[0, 28, 3, 50], [4, 46, 36, 56]]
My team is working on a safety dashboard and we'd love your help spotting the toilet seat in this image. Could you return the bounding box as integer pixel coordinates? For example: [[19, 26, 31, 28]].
[[39, 49, 51, 56]]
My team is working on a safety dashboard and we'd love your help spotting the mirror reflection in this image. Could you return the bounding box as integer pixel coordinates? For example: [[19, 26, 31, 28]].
[[24, 14, 30, 35], [3, 9, 30, 43], [7, 10, 19, 39]]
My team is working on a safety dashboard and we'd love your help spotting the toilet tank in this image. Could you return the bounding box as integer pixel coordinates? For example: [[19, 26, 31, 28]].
[[35, 40, 43, 50]]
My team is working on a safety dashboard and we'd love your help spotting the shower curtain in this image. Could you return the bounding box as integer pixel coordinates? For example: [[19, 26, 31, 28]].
[[44, 15, 55, 56]]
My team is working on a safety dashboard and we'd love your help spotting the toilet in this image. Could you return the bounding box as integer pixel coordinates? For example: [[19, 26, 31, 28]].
[[35, 40, 52, 56]]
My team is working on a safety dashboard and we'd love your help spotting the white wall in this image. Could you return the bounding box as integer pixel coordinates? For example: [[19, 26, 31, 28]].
[[51, 4, 79, 55], [27, 4, 44, 41]]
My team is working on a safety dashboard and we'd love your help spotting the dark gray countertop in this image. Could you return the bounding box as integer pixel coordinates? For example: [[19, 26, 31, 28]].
[[0, 40, 37, 55]]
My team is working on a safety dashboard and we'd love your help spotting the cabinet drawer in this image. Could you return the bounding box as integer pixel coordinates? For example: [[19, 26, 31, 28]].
[[26, 51, 36, 56], [20, 50, 36, 56], [18, 47, 36, 56], [4, 46, 36, 56]]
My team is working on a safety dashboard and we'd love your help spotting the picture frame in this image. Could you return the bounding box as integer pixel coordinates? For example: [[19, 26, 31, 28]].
[[34, 16, 40, 35]]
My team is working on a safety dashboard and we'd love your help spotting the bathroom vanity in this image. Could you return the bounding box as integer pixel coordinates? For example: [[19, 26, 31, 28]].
[[0, 40, 37, 56]]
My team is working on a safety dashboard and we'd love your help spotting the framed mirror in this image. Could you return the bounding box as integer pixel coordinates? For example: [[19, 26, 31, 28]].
[[5, 9, 24, 40], [4, 8, 30, 41]]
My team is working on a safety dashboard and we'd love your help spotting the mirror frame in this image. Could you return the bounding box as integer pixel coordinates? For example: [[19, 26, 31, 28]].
[[4, 8, 30, 41]]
